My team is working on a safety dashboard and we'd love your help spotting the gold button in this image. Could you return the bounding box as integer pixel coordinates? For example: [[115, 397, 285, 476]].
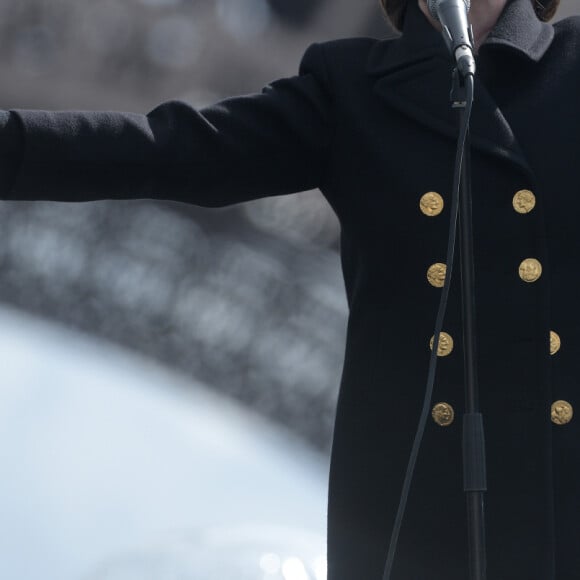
[[427, 263, 447, 288], [432, 402, 455, 427], [430, 332, 454, 357], [518, 258, 542, 283], [551, 400, 573, 425], [420, 192, 444, 217], [550, 330, 561, 355], [513, 189, 536, 214]]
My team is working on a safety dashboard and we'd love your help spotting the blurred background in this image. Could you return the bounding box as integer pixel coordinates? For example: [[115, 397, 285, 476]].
[[0, 1, 577, 579]]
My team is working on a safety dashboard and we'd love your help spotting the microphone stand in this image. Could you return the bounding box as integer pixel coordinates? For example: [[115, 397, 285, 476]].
[[450, 68, 488, 580]]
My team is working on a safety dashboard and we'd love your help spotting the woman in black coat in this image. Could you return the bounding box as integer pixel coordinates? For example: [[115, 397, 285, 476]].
[[0, 0, 577, 578]]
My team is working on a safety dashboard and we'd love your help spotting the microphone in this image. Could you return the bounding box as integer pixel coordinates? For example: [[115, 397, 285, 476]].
[[427, 0, 476, 77]]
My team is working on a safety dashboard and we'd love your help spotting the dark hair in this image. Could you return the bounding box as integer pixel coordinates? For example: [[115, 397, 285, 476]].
[[380, 0, 561, 32]]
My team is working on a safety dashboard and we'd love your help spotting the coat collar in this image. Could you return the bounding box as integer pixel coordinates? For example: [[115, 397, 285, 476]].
[[367, 0, 555, 182], [479, 0, 555, 62]]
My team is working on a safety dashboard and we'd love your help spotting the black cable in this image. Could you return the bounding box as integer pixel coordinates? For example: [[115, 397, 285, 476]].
[[382, 72, 475, 580]]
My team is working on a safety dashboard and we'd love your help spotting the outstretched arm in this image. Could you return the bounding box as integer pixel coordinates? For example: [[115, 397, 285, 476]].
[[0, 43, 334, 206]]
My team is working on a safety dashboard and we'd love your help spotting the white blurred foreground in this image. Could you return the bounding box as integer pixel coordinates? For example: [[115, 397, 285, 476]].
[[0, 306, 327, 580]]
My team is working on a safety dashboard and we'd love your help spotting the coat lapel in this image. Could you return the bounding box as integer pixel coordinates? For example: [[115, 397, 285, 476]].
[[367, 0, 555, 182]]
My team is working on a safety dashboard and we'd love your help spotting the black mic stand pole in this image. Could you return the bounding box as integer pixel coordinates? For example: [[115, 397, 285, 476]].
[[450, 67, 488, 580]]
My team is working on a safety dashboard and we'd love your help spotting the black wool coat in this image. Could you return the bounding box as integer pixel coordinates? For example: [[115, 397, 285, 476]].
[[1, 0, 579, 578]]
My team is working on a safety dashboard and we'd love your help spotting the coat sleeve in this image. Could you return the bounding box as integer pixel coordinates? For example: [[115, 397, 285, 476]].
[[0, 43, 334, 206]]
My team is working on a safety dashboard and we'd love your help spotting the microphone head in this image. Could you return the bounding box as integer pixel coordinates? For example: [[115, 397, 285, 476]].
[[427, 0, 471, 22]]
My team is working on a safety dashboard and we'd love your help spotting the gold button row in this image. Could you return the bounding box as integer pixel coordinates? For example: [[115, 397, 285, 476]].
[[421, 188, 537, 218], [513, 189, 543, 284], [426, 257, 543, 287], [431, 400, 574, 427], [515, 189, 567, 423], [422, 190, 453, 357], [513, 189, 542, 284], [515, 191, 566, 419], [512, 189, 572, 406], [429, 330, 560, 357]]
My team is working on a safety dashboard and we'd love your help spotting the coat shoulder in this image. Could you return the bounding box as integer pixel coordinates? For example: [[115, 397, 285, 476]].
[[315, 37, 385, 60], [300, 37, 393, 85], [553, 13, 580, 34], [552, 14, 580, 58]]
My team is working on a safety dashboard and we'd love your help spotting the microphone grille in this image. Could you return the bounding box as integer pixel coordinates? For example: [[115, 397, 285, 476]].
[[427, 0, 471, 22]]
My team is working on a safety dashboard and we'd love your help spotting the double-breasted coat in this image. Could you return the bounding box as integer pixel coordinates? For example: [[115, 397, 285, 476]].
[[1, 0, 579, 577]]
